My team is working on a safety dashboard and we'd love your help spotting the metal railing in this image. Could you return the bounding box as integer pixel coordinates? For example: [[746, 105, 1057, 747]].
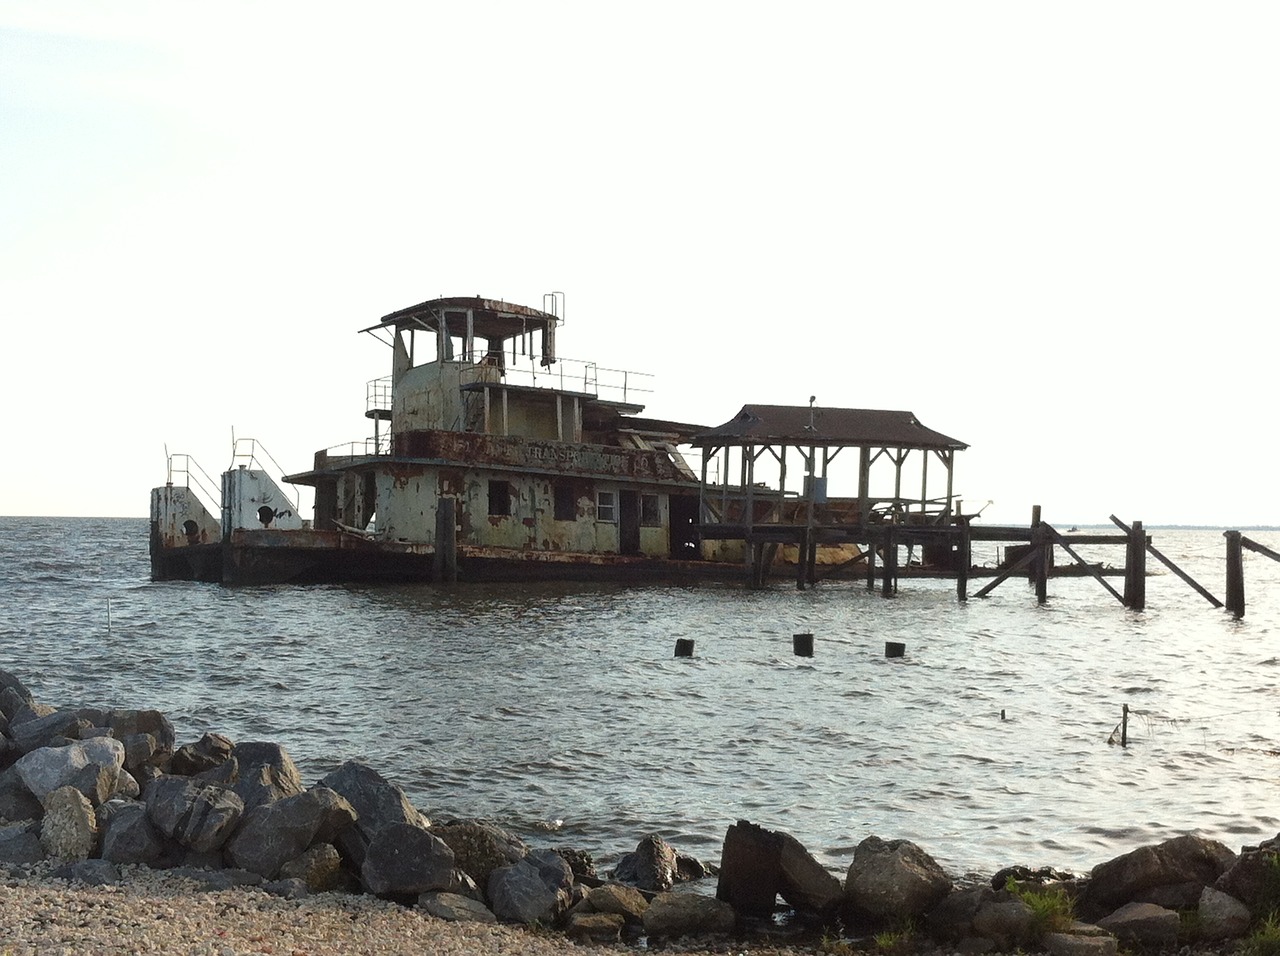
[[229, 437, 301, 513], [164, 452, 222, 517]]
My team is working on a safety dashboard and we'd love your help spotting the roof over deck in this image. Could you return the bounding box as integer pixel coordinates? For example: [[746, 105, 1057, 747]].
[[690, 404, 967, 451], [362, 296, 558, 341]]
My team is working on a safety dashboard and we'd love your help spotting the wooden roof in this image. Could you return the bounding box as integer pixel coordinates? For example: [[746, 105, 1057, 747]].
[[364, 297, 558, 340], [690, 404, 967, 450]]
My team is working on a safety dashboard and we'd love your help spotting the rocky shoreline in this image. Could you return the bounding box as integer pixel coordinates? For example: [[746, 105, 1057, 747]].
[[1, 668, 1277, 954]]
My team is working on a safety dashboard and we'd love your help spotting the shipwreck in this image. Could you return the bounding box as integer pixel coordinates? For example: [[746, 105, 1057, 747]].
[[150, 294, 975, 587]]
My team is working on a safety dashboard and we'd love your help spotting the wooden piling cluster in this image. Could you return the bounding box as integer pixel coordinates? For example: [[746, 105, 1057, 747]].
[[720, 504, 1280, 623]]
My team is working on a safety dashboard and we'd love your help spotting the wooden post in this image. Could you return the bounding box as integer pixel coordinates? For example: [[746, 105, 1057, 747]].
[[1121, 703, 1129, 747], [434, 498, 458, 583], [1127, 521, 1146, 610], [1225, 530, 1245, 618], [865, 531, 877, 591], [1031, 506, 1047, 604], [957, 517, 970, 602], [795, 529, 808, 591], [882, 526, 897, 597]]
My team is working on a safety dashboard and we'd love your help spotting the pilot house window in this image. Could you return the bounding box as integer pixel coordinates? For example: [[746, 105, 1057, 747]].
[[596, 490, 617, 522], [488, 480, 511, 516]]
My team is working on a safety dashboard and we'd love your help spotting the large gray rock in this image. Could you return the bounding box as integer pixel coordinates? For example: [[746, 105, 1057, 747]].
[[10, 711, 91, 755], [317, 761, 430, 868], [1096, 901, 1179, 947], [0, 764, 43, 821], [1043, 927, 1119, 956], [779, 829, 843, 914], [144, 775, 244, 852], [613, 834, 678, 891], [228, 742, 304, 811], [360, 822, 456, 898], [1199, 885, 1252, 940], [170, 733, 234, 776], [971, 893, 1035, 951], [845, 835, 953, 919], [431, 819, 528, 889], [927, 884, 996, 943], [1215, 841, 1279, 915], [0, 820, 45, 863], [419, 891, 498, 923], [14, 738, 125, 805], [99, 801, 165, 865], [487, 854, 571, 925], [642, 892, 736, 938], [1083, 835, 1235, 913], [278, 843, 345, 892], [223, 786, 356, 878], [0, 671, 35, 720], [105, 710, 176, 754], [587, 882, 649, 923], [39, 786, 98, 860]]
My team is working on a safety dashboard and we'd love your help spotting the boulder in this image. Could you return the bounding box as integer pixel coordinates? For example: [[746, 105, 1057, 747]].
[[317, 761, 430, 868], [0, 820, 45, 864], [39, 786, 98, 860], [278, 842, 346, 892], [779, 829, 843, 914], [431, 819, 528, 889], [0, 670, 35, 720], [1198, 885, 1252, 940], [0, 764, 43, 821], [144, 775, 244, 852], [1043, 928, 1118, 956], [926, 884, 996, 943], [419, 891, 498, 923], [613, 834, 678, 891], [1083, 835, 1235, 914], [105, 710, 176, 754], [9, 711, 89, 754], [170, 733, 234, 776], [565, 910, 624, 941], [99, 801, 165, 866], [971, 893, 1035, 951], [1215, 842, 1279, 915], [223, 786, 356, 878], [488, 854, 571, 925], [1095, 901, 1179, 947], [14, 737, 125, 805], [845, 836, 953, 919], [642, 892, 736, 938], [228, 742, 304, 810], [360, 822, 456, 898], [587, 882, 649, 923]]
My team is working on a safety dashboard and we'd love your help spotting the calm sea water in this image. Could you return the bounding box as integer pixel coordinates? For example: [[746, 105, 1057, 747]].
[[1, 516, 1278, 880]]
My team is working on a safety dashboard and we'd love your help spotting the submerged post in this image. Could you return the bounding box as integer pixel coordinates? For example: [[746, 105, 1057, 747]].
[[1225, 530, 1245, 618], [956, 517, 970, 602]]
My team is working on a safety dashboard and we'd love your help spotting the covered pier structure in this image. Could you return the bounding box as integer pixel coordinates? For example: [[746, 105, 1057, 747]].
[[690, 403, 972, 589]]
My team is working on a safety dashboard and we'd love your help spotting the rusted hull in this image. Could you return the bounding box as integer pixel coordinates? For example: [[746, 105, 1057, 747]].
[[152, 529, 742, 586]]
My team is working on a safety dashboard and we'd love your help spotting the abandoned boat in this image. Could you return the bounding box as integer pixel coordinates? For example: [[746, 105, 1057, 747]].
[[150, 295, 741, 585]]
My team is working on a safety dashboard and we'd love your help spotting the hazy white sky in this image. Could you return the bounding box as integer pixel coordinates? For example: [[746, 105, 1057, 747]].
[[2, 2, 1276, 524]]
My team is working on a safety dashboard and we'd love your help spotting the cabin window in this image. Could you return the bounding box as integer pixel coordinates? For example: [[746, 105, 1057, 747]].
[[640, 493, 661, 527], [488, 480, 511, 517], [554, 483, 576, 521], [596, 490, 617, 522]]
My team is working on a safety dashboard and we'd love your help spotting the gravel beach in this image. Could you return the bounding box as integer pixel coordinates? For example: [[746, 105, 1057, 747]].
[[0, 866, 812, 956]]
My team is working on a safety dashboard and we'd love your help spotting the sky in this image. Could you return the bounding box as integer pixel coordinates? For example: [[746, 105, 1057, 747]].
[[2, 2, 1277, 525]]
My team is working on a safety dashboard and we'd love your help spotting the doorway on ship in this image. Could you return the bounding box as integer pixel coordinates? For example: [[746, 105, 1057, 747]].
[[618, 490, 641, 555], [669, 494, 700, 559]]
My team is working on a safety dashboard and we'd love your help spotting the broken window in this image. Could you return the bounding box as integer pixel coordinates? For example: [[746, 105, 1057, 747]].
[[597, 490, 617, 523], [488, 480, 511, 517], [554, 483, 576, 521], [640, 493, 661, 527]]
